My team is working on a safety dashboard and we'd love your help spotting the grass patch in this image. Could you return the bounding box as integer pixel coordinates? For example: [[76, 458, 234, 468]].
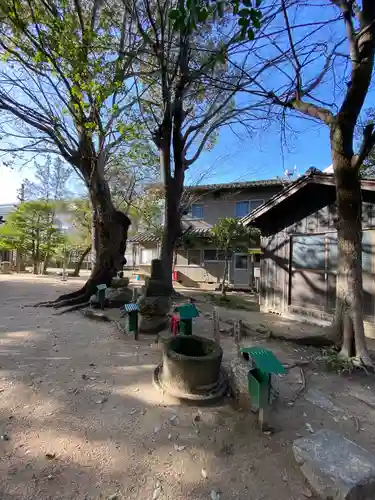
[[323, 348, 354, 375]]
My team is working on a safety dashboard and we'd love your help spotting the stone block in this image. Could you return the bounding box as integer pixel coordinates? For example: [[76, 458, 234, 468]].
[[293, 429, 375, 499], [137, 295, 171, 334], [145, 279, 171, 297], [150, 259, 163, 280], [137, 295, 171, 315], [228, 358, 254, 410], [111, 277, 130, 289], [106, 287, 132, 306]]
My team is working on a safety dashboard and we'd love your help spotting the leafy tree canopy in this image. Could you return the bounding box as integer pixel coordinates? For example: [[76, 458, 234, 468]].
[[0, 200, 67, 259], [170, 0, 263, 40], [211, 217, 259, 253]]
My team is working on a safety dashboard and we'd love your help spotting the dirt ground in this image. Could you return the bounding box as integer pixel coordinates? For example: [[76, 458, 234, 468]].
[[2, 275, 375, 500]]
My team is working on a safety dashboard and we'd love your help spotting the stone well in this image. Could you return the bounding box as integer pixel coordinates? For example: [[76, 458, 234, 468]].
[[154, 335, 228, 402]]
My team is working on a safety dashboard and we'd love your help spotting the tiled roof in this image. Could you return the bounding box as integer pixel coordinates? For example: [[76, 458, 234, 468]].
[[185, 179, 288, 192], [241, 171, 375, 228], [130, 219, 213, 243], [129, 232, 159, 243]]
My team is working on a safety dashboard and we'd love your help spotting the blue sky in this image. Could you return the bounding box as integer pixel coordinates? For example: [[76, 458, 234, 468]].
[[0, 1, 371, 203], [186, 116, 332, 186], [0, 119, 332, 204]]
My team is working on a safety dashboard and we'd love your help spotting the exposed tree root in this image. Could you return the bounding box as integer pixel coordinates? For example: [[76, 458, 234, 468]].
[[291, 367, 306, 403], [33, 301, 60, 308], [350, 355, 373, 371], [53, 300, 91, 315], [31, 281, 95, 310], [55, 286, 87, 302], [268, 332, 335, 348], [52, 291, 93, 309], [32, 286, 88, 308]]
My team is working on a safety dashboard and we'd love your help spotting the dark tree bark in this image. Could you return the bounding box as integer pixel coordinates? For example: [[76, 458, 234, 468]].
[[42, 253, 50, 274], [331, 128, 372, 365], [153, 119, 184, 295], [72, 245, 91, 277], [279, 1, 375, 366], [38, 160, 131, 310], [328, 1, 375, 365], [160, 182, 182, 293]]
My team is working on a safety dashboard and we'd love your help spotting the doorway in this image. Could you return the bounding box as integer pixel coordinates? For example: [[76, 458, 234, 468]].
[[233, 253, 251, 287]]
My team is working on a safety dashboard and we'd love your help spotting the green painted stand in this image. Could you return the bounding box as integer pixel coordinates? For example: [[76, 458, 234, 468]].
[[240, 346, 285, 430], [120, 303, 140, 340], [96, 284, 107, 309], [128, 311, 138, 333], [174, 304, 199, 336], [179, 319, 192, 335]]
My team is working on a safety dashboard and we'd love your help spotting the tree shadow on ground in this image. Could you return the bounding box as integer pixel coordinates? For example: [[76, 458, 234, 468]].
[[3, 275, 373, 499]]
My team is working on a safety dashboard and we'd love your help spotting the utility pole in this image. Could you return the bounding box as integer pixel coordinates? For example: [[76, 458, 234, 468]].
[[15, 182, 25, 272]]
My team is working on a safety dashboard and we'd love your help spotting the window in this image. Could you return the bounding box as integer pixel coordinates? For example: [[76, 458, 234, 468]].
[[140, 248, 153, 264], [204, 249, 227, 261], [235, 199, 264, 218], [187, 249, 202, 265], [191, 203, 204, 219], [250, 199, 264, 211], [235, 201, 249, 218], [235, 254, 248, 270]]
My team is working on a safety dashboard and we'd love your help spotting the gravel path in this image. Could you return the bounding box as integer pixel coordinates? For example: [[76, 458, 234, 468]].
[[0, 274, 314, 500]]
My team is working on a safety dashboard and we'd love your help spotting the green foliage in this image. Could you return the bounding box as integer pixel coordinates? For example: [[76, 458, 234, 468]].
[[66, 198, 92, 252], [130, 190, 164, 237], [323, 348, 354, 375], [211, 217, 259, 253], [169, 0, 263, 39], [105, 147, 159, 212], [0, 0, 144, 179], [0, 201, 67, 265], [211, 217, 259, 294]]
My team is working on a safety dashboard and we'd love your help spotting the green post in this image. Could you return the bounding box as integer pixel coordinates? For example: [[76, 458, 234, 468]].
[[179, 318, 192, 335], [128, 310, 138, 333], [241, 346, 286, 430], [96, 284, 107, 309], [174, 304, 199, 336], [247, 369, 270, 412], [120, 303, 140, 340]]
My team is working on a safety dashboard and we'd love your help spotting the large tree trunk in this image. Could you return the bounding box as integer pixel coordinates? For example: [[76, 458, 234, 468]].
[[156, 132, 183, 295], [72, 246, 91, 277], [38, 161, 131, 310], [331, 135, 372, 366], [42, 253, 50, 274], [160, 192, 181, 294], [91, 208, 99, 270]]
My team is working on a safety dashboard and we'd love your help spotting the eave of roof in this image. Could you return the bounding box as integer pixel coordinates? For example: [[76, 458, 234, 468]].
[[241, 172, 375, 231], [130, 221, 213, 243], [184, 179, 288, 193]]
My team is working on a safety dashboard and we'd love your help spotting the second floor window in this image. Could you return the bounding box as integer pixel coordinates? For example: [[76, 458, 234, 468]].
[[191, 203, 204, 219], [235, 199, 264, 218]]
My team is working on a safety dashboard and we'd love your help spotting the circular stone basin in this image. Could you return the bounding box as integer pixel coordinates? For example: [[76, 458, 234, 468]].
[[154, 335, 228, 402]]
